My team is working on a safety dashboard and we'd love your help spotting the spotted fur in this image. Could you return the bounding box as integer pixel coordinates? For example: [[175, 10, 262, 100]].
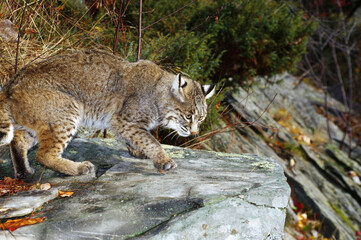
[[0, 50, 215, 178]]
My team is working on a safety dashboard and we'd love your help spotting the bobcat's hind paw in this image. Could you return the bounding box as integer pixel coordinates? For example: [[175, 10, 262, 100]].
[[77, 161, 95, 175], [153, 158, 177, 171], [15, 167, 35, 179]]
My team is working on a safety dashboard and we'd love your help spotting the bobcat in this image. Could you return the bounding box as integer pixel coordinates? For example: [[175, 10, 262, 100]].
[[0, 50, 215, 178]]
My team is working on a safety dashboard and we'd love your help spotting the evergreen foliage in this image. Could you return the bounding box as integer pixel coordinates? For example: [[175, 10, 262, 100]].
[[119, 0, 315, 85], [187, 0, 315, 84]]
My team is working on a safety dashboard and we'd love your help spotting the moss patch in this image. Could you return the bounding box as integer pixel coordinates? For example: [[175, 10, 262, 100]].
[[250, 161, 275, 170], [215, 152, 242, 158], [167, 150, 185, 159], [329, 201, 356, 231]]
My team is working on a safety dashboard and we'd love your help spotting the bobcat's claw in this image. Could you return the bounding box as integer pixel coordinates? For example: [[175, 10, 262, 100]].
[[154, 158, 177, 171]]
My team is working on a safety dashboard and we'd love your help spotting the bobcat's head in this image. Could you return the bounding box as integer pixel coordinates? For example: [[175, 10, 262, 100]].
[[163, 74, 215, 137]]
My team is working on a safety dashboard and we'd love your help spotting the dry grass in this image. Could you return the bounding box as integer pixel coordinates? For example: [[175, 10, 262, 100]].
[[0, 0, 109, 86]]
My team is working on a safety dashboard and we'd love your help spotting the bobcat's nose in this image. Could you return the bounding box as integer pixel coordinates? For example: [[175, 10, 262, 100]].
[[190, 123, 198, 135]]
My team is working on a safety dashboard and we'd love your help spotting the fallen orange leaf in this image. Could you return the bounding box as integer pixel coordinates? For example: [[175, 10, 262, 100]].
[[296, 212, 308, 229], [58, 190, 74, 197], [0, 217, 46, 232], [216, 102, 221, 110], [0, 177, 51, 197]]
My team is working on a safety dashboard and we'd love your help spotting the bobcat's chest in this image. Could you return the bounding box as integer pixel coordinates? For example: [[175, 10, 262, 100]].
[[146, 120, 158, 131], [81, 113, 112, 129]]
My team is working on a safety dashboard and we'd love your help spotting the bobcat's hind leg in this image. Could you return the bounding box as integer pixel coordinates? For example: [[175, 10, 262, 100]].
[[35, 121, 94, 176], [9, 89, 94, 175], [10, 130, 37, 179]]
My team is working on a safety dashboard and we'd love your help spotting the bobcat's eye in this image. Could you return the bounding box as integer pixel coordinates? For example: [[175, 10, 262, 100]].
[[184, 114, 192, 121], [199, 116, 205, 122]]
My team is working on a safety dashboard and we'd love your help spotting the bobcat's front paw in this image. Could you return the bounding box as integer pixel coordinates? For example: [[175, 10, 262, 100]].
[[153, 157, 177, 171], [77, 161, 95, 175]]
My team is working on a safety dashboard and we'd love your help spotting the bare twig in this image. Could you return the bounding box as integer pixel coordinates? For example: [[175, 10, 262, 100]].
[[137, 0, 142, 61], [343, 21, 356, 157], [113, 0, 124, 55], [330, 40, 348, 109], [102, 1, 117, 25], [14, 0, 28, 74]]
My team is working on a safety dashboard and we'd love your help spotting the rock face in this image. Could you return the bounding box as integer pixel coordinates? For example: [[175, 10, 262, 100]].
[[203, 73, 361, 239], [0, 138, 289, 240]]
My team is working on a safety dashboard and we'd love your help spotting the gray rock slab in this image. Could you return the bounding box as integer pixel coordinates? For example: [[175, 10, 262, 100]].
[[203, 73, 361, 239], [0, 189, 59, 219], [0, 138, 289, 240]]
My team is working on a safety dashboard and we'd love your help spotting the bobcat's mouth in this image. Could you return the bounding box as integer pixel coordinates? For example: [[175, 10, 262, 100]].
[[177, 125, 190, 137], [163, 118, 190, 137]]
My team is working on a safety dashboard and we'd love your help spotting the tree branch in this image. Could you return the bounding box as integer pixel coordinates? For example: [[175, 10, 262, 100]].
[[113, 0, 125, 55]]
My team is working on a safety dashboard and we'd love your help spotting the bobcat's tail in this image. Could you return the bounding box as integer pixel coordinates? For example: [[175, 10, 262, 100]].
[[0, 92, 14, 145]]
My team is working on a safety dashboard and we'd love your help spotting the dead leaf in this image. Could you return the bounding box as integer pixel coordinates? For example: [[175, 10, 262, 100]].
[[295, 135, 312, 145], [25, 28, 37, 34], [53, 5, 65, 11], [58, 190, 74, 197], [0, 177, 51, 197], [0, 208, 8, 213], [40, 183, 51, 190], [0, 177, 27, 197], [0, 216, 46, 232], [290, 158, 296, 168], [216, 102, 221, 110], [347, 171, 361, 185], [296, 212, 308, 229]]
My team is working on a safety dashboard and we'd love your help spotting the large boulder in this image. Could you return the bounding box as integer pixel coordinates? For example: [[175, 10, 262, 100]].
[[0, 137, 289, 240], [203, 73, 361, 239]]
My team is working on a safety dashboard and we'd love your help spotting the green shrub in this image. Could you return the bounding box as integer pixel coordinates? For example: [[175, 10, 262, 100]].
[[188, 0, 315, 84]]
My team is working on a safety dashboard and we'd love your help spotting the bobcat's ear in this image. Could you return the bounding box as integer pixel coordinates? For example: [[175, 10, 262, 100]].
[[202, 84, 215, 99], [171, 74, 187, 102]]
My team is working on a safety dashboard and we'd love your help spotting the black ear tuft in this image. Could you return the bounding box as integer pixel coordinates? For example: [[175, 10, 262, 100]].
[[201, 84, 215, 99], [179, 74, 187, 88], [171, 74, 186, 102]]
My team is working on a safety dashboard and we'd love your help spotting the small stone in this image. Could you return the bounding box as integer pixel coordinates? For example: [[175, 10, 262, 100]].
[[40, 183, 51, 190]]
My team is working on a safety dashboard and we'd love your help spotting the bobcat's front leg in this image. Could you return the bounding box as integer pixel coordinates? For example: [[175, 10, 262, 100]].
[[126, 143, 148, 159], [113, 119, 177, 171], [129, 129, 177, 171]]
